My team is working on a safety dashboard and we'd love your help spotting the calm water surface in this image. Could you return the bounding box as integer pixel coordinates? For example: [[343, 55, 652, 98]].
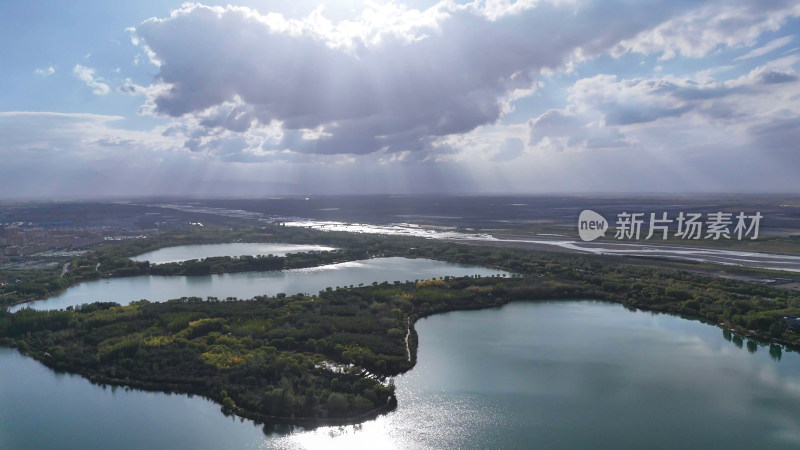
[[12, 257, 507, 312], [131, 243, 337, 264], [2, 301, 800, 449]]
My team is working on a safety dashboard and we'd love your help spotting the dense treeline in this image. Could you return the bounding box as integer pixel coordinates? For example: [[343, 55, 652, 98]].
[[5, 222, 792, 308], [0, 225, 381, 307], [4, 223, 800, 350], [0, 224, 440, 307], [3, 224, 800, 424], [147, 250, 368, 276], [0, 292, 403, 423], [3, 264, 800, 423], [0, 271, 568, 423]]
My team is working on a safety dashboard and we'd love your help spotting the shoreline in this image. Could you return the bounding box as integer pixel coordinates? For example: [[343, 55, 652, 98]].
[[3, 294, 796, 431]]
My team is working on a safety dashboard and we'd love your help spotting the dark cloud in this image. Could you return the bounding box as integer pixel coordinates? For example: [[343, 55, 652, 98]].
[[8, 2, 800, 199], [757, 69, 799, 84], [669, 85, 750, 101], [134, 1, 702, 155], [631, 78, 745, 100], [605, 104, 692, 125]]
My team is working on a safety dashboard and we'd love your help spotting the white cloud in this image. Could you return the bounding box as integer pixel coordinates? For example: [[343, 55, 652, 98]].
[[734, 35, 794, 61], [34, 66, 55, 77], [0, 111, 178, 155], [528, 108, 631, 151], [7, 0, 800, 197], [489, 137, 525, 161], [588, 60, 797, 119], [612, 2, 800, 60], [0, 112, 189, 198], [518, 57, 800, 180], [130, 1, 710, 156], [72, 64, 110, 95], [0, 111, 483, 198]]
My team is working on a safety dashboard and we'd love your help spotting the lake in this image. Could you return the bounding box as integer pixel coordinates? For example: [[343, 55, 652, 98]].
[[2, 301, 800, 449], [11, 257, 508, 312], [130, 242, 337, 264]]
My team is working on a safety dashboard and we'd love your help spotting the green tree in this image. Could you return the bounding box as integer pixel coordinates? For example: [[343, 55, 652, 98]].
[[326, 392, 348, 417]]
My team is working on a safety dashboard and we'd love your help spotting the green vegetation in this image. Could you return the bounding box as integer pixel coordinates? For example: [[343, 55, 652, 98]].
[[3, 224, 800, 424], [0, 225, 384, 308], [0, 294, 400, 424]]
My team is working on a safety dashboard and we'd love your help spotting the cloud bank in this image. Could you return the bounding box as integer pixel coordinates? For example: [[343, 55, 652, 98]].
[[3, 0, 800, 197], [130, 1, 710, 156]]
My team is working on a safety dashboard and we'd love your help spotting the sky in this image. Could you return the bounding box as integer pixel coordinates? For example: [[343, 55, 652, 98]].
[[1, 0, 800, 198]]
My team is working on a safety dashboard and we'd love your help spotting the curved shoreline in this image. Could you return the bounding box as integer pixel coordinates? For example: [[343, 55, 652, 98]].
[[5, 252, 379, 311], [4, 228, 800, 429], [6, 344, 399, 429], [7, 293, 796, 431], [7, 297, 800, 428]]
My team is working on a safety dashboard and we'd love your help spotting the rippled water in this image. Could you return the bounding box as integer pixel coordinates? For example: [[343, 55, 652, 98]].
[[268, 301, 800, 449]]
